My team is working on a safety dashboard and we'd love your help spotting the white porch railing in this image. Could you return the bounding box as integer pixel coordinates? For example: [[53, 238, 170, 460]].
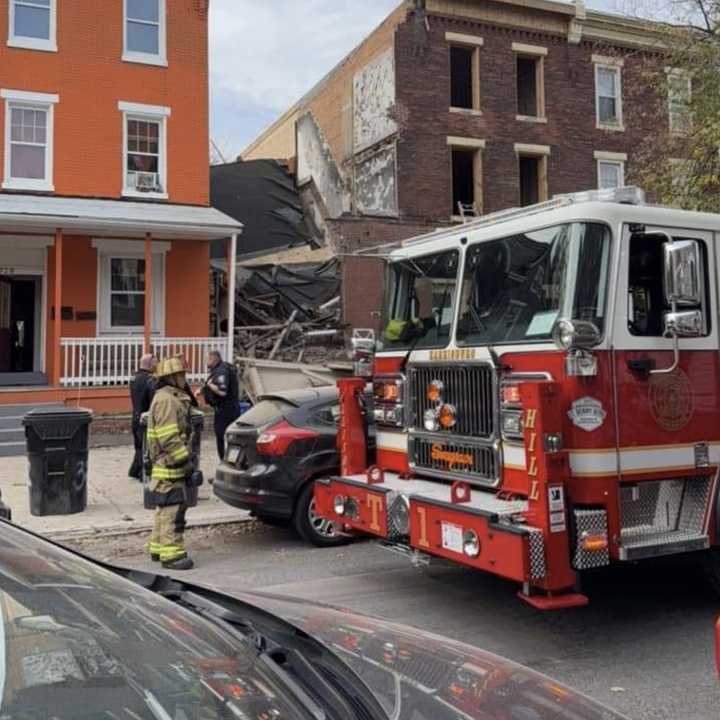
[[60, 336, 228, 387]]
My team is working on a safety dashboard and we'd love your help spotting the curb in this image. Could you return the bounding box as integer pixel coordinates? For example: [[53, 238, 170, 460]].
[[44, 512, 255, 542]]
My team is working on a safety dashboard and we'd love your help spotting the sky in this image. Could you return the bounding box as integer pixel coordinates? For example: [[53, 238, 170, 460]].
[[207, 0, 646, 160]]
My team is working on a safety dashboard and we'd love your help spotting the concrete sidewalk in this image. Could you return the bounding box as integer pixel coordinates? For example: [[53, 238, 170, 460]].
[[0, 437, 250, 541]]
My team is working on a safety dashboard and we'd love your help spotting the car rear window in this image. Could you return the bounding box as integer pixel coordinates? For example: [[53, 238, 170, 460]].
[[238, 399, 294, 427]]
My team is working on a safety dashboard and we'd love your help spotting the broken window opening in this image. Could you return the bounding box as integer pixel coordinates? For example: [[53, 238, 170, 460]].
[[517, 56, 540, 117], [452, 148, 476, 216], [518, 155, 547, 207], [451, 46, 475, 110]]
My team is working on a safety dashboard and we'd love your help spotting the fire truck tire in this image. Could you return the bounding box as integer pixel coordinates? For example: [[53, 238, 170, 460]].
[[704, 549, 720, 597], [293, 481, 350, 548]]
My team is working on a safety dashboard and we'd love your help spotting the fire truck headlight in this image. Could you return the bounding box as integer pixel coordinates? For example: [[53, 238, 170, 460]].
[[463, 529, 480, 558], [426, 379, 444, 403], [424, 409, 439, 432], [438, 404, 457, 429], [333, 495, 346, 515]]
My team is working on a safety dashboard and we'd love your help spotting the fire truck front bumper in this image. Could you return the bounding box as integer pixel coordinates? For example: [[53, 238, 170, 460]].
[[314, 473, 547, 585]]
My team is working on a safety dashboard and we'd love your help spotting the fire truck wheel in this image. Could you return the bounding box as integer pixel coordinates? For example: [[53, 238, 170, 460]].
[[704, 549, 720, 597], [293, 481, 350, 548]]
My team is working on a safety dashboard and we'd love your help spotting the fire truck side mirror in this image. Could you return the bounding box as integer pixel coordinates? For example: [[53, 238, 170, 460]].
[[664, 310, 703, 338], [664, 239, 703, 307]]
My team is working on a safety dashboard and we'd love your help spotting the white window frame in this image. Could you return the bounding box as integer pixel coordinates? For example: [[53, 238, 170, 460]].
[[94, 239, 168, 336], [119, 101, 170, 200], [595, 151, 626, 190], [593, 56, 624, 132], [666, 68, 692, 135], [123, 0, 167, 67], [2, 88, 58, 192], [8, 0, 57, 52]]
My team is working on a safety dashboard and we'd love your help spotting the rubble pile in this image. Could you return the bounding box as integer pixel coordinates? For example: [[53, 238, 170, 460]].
[[233, 259, 347, 363]]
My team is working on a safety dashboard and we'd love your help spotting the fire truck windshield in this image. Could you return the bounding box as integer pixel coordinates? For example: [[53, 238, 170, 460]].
[[456, 222, 611, 345], [379, 249, 460, 350]]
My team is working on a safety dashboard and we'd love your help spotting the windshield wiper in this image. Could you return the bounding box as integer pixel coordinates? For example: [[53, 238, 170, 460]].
[[161, 590, 389, 720]]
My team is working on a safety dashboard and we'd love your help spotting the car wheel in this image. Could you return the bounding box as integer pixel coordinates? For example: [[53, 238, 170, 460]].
[[293, 481, 349, 547]]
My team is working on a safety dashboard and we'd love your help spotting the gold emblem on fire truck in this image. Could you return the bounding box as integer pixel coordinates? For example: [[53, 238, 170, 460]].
[[429, 349, 477, 362], [431, 443, 473, 469], [649, 368, 694, 432]]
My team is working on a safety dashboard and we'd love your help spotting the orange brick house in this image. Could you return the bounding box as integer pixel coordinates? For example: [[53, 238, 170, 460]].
[[0, 0, 241, 414]]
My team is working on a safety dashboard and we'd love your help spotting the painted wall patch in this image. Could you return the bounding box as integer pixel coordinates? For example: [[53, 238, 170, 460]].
[[567, 396, 606, 432]]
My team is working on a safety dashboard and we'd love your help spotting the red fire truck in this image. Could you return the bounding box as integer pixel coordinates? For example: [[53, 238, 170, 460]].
[[314, 186, 720, 609]]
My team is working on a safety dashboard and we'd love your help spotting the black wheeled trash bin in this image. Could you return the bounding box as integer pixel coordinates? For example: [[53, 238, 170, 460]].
[[141, 409, 204, 510], [23, 407, 93, 517]]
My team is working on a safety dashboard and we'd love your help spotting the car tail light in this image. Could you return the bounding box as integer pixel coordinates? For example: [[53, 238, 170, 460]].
[[256, 421, 319, 456]]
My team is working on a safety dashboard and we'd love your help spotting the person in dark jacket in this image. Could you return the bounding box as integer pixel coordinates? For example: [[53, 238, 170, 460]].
[[128, 354, 157, 480], [196, 351, 240, 459]]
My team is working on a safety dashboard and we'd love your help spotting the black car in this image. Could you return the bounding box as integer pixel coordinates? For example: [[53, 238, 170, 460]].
[[0, 519, 629, 720], [214, 387, 350, 547]]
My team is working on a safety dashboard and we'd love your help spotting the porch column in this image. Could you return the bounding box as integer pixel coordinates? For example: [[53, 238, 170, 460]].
[[227, 233, 238, 361], [144, 233, 153, 355], [52, 228, 63, 387]]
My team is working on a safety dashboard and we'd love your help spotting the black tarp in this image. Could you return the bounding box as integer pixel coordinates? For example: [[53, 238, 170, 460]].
[[210, 159, 321, 260], [235, 259, 340, 324]]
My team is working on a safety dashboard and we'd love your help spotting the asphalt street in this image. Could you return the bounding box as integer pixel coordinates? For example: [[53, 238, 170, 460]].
[[111, 522, 720, 720]]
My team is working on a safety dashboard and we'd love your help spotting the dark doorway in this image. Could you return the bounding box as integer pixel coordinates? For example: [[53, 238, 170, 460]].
[[0, 277, 10, 373], [519, 155, 540, 207], [10, 279, 36, 372], [0, 276, 38, 375]]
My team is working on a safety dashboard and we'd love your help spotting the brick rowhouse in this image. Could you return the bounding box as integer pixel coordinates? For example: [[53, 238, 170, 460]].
[[243, 0, 669, 332], [0, 0, 241, 416]]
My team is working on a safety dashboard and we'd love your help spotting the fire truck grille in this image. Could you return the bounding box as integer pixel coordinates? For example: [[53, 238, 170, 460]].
[[409, 435, 498, 485], [409, 363, 496, 439]]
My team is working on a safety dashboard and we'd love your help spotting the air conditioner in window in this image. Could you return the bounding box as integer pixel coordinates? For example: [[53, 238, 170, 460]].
[[132, 172, 162, 193]]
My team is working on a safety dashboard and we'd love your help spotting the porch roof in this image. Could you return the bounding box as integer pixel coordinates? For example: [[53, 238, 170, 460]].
[[0, 194, 243, 240]]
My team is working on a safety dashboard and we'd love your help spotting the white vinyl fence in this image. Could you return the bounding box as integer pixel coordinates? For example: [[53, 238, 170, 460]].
[[60, 336, 228, 387]]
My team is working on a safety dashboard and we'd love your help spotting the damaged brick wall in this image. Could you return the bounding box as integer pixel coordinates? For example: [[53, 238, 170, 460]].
[[328, 217, 439, 331], [393, 11, 663, 219]]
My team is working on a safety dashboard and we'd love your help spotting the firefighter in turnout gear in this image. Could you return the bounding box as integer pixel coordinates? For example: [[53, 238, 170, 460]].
[[147, 357, 194, 570]]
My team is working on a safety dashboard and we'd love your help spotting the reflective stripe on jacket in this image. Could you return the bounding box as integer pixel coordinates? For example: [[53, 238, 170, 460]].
[[147, 385, 191, 482]]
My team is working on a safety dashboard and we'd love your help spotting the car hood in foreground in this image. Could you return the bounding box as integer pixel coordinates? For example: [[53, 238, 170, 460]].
[[234, 589, 628, 720]]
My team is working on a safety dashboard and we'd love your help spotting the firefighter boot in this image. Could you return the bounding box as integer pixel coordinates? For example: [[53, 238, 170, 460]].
[[162, 556, 194, 570]]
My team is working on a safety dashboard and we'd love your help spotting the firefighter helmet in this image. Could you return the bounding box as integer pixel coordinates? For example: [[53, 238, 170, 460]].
[[155, 357, 186, 379]]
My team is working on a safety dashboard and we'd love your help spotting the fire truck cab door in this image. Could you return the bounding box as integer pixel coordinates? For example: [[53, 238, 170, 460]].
[[613, 224, 718, 474]]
